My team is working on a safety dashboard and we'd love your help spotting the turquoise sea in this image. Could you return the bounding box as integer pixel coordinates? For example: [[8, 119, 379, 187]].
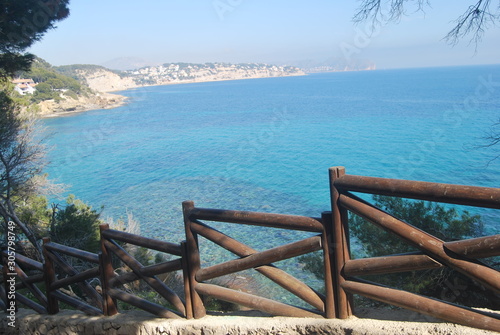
[[43, 65, 500, 257]]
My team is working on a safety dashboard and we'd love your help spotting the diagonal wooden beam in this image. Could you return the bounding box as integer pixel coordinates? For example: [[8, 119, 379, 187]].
[[103, 239, 186, 316], [14, 264, 48, 308], [339, 192, 500, 294], [45, 250, 103, 309], [191, 220, 325, 312], [195, 235, 322, 282]]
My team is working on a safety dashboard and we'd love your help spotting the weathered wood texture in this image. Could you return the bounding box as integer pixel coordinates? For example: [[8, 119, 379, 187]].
[[42, 238, 103, 315], [99, 224, 187, 318], [184, 201, 328, 319], [329, 166, 500, 333], [1, 166, 497, 333], [191, 220, 325, 311], [342, 279, 500, 332]]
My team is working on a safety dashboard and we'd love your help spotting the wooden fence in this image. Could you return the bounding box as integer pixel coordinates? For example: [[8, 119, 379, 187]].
[[1, 250, 46, 314], [99, 224, 190, 318], [329, 166, 500, 332], [0, 166, 499, 332], [182, 200, 331, 318], [42, 238, 102, 315]]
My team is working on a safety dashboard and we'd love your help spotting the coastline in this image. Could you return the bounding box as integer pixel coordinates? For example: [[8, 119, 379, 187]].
[[116, 71, 307, 92], [38, 73, 306, 118]]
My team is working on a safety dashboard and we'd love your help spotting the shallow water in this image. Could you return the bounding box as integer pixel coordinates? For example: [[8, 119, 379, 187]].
[[42, 65, 500, 304]]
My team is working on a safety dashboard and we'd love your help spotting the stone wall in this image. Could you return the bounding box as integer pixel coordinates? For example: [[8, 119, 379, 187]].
[[0, 309, 496, 335]]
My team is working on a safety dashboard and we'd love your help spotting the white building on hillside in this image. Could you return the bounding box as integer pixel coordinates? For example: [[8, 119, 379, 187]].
[[12, 78, 37, 95]]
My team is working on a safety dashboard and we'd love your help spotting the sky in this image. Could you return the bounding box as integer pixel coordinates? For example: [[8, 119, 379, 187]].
[[29, 0, 500, 70]]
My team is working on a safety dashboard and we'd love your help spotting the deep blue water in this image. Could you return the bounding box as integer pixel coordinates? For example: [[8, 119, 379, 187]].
[[43, 65, 500, 249]]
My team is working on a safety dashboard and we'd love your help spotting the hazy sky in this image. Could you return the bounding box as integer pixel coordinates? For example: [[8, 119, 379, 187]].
[[29, 0, 500, 69]]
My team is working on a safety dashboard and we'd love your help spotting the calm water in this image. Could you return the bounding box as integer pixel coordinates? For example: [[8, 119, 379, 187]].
[[43, 65, 500, 249]]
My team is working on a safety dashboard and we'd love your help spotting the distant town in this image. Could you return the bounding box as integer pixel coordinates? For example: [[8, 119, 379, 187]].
[[11, 57, 376, 116]]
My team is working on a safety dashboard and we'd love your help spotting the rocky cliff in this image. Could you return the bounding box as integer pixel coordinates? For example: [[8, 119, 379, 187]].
[[37, 92, 127, 117], [76, 69, 137, 93]]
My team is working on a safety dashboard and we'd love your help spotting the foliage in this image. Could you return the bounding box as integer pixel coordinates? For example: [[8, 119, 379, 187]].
[[17, 57, 90, 103], [0, 78, 49, 259], [349, 196, 499, 308], [350, 195, 483, 257], [50, 195, 102, 252], [0, 0, 70, 258], [354, 0, 499, 46], [0, 0, 70, 78], [15, 194, 51, 240]]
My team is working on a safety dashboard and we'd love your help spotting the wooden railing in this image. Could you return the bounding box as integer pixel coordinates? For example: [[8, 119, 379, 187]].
[[99, 225, 190, 318], [182, 200, 332, 318], [1, 251, 47, 314], [329, 166, 500, 332], [0, 166, 499, 332], [42, 238, 102, 315]]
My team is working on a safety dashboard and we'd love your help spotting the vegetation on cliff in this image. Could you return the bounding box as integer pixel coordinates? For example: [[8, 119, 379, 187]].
[[17, 57, 92, 103]]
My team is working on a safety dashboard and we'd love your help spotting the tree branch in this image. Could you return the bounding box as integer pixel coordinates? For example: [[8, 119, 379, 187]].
[[444, 0, 497, 47]]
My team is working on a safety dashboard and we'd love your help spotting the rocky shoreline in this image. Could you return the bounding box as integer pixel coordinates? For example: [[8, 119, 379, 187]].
[[37, 92, 128, 118]]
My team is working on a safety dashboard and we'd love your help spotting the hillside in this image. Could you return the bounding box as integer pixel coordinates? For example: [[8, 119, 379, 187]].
[[16, 58, 127, 117], [57, 62, 306, 93]]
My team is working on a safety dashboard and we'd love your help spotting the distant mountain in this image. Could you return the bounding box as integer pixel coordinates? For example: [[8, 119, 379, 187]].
[[100, 57, 159, 71]]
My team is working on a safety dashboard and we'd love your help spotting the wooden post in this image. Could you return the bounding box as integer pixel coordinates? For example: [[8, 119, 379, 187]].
[[99, 224, 117, 316], [42, 238, 59, 314], [182, 201, 206, 318], [329, 166, 352, 318], [181, 241, 193, 319], [321, 212, 336, 318]]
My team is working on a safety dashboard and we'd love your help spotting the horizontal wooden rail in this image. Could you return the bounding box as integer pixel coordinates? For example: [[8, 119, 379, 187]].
[[103, 239, 186, 316], [101, 229, 182, 256], [141, 259, 183, 277], [344, 235, 500, 276], [342, 280, 500, 332], [44, 249, 103, 310], [196, 283, 321, 318], [44, 242, 100, 263], [109, 259, 183, 288], [188, 207, 324, 232], [339, 193, 500, 294], [196, 235, 322, 282], [108, 288, 182, 319], [191, 220, 325, 311], [332, 172, 500, 209]]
